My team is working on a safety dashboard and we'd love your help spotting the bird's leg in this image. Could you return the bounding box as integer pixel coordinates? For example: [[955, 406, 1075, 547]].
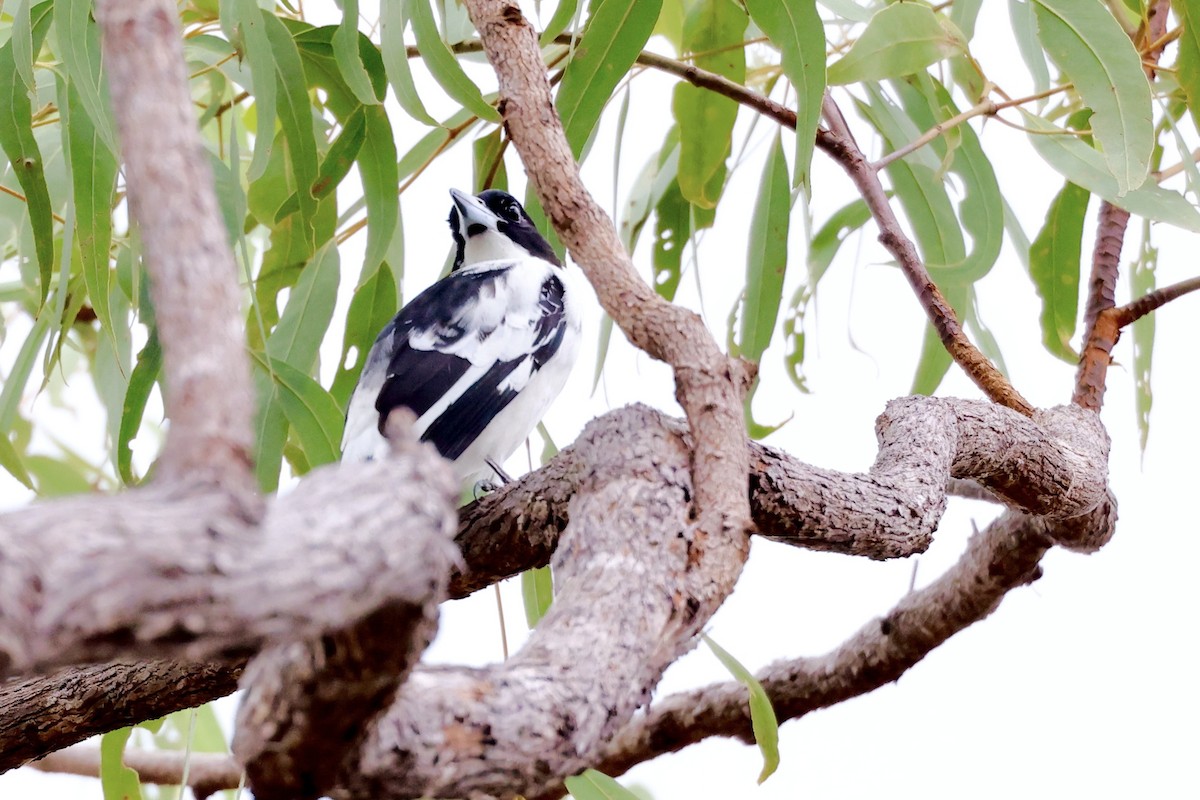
[[485, 457, 513, 485]]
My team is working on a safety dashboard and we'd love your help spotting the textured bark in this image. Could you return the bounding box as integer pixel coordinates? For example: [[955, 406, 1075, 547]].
[[336, 409, 731, 799], [233, 417, 460, 800], [0, 661, 242, 772], [0, 440, 458, 676], [1074, 201, 1130, 411], [460, 0, 752, 568], [94, 0, 254, 481]]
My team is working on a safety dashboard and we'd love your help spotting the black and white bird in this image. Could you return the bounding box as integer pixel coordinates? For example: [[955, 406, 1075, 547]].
[[341, 188, 585, 485]]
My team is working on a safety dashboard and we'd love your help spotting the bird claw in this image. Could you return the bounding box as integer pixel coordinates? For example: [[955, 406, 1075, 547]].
[[485, 457, 513, 485]]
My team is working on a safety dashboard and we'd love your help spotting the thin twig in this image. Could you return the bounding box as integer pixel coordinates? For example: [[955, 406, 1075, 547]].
[[873, 96, 997, 170], [1112, 275, 1200, 326]]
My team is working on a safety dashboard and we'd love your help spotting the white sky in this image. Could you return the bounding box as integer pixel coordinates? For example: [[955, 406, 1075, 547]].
[[3, 1, 1198, 798]]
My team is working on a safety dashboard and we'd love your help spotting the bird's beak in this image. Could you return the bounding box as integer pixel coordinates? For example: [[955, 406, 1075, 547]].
[[449, 188, 500, 236]]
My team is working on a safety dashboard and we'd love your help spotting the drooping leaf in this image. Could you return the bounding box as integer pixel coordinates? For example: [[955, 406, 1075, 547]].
[[407, 0, 500, 121], [54, 0, 119, 155], [100, 728, 143, 800], [737, 135, 791, 363], [1032, 0, 1152, 195], [672, 0, 747, 208], [828, 3, 966, 85], [473, 126, 509, 192], [59, 78, 119, 338], [0, 430, 34, 490], [653, 179, 688, 302], [380, 0, 439, 126], [1029, 180, 1088, 362], [540, 0, 579, 45], [1130, 231, 1156, 453], [1020, 111, 1200, 232], [521, 565, 554, 627], [556, 0, 663, 157], [275, 106, 367, 222], [564, 769, 643, 800], [26, 454, 93, 496], [263, 11, 321, 249], [255, 243, 340, 489], [1176, 0, 1200, 138], [329, 262, 398, 408], [1009, 0, 1051, 98], [0, 0, 56, 305], [253, 351, 343, 468], [703, 635, 780, 784], [117, 332, 162, 485], [359, 106, 400, 275], [808, 197, 873, 289], [228, 0, 278, 180], [745, 0, 824, 188], [333, 0, 381, 105]]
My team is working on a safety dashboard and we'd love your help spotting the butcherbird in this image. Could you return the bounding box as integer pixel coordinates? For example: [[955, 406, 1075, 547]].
[[341, 188, 585, 485]]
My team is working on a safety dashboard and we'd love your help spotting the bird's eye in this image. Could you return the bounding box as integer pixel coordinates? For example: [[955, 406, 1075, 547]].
[[503, 202, 521, 222]]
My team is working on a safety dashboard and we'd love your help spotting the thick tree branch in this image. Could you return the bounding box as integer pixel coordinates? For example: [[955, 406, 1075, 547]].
[[94, 0, 254, 481], [461, 0, 752, 565], [0, 431, 457, 676], [586, 503, 1121, 787], [0, 660, 242, 773], [1073, 201, 1130, 411]]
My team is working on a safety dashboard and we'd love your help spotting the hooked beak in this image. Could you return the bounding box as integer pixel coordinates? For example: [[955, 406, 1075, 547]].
[[449, 188, 500, 237]]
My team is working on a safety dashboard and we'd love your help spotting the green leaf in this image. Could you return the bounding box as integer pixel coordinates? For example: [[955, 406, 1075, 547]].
[[808, 197, 873, 288], [673, 0, 747, 208], [1009, 0, 1050, 97], [1032, 0, 1152, 194], [229, 0, 278, 181], [255, 243, 340, 489], [745, 0, 825, 188], [0, 313, 51, 432], [556, 0, 663, 157], [540, 0, 579, 45], [911, 285, 967, 395], [828, 3, 965, 85], [330, 261, 398, 408], [54, 0, 119, 155], [100, 728, 143, 800], [12, 0, 37, 98], [521, 565, 554, 627], [1029, 181, 1088, 362], [1130, 230, 1155, 453], [703, 635, 780, 784], [473, 126, 509, 192], [565, 769, 643, 800], [252, 351, 343, 468], [59, 78, 119, 339], [1020, 110, 1200, 232], [1176, 0, 1200, 138], [0, 0, 56, 305], [276, 106, 367, 222], [737, 135, 791, 362], [263, 11, 320, 248], [653, 180, 688, 302], [26, 454, 92, 496], [333, 0, 381, 105], [380, 0, 439, 125], [359, 105, 400, 274], [0, 430, 34, 490], [117, 332, 162, 485], [407, 0, 500, 121]]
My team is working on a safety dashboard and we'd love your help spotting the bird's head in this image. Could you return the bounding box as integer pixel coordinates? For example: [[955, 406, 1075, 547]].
[[448, 188, 562, 271]]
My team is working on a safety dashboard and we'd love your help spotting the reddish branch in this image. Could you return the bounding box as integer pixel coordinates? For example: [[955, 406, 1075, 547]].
[[1113, 275, 1200, 325]]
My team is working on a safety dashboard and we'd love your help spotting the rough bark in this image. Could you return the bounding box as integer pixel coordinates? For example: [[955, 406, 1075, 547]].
[[94, 0, 254, 481]]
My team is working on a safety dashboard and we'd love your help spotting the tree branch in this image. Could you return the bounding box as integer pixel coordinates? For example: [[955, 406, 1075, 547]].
[[1073, 201, 1130, 412], [1112, 275, 1200, 326], [94, 0, 254, 481], [32, 745, 241, 800], [461, 1, 753, 568], [816, 97, 1034, 417]]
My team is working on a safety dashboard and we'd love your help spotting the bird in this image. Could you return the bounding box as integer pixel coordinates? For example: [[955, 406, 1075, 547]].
[[340, 187, 586, 486]]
